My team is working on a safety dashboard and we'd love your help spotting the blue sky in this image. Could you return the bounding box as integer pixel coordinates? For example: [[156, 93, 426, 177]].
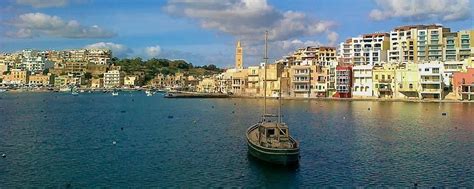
[[0, 0, 473, 67]]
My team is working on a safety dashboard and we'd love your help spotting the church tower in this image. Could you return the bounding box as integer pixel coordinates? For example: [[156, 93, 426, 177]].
[[235, 40, 243, 69]]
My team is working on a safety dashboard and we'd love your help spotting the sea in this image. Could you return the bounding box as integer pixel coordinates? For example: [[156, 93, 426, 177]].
[[0, 92, 473, 187]]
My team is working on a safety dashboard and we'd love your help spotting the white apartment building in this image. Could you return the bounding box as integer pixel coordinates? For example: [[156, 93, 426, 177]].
[[103, 70, 122, 88], [340, 33, 389, 66], [418, 63, 444, 99], [352, 65, 373, 97]]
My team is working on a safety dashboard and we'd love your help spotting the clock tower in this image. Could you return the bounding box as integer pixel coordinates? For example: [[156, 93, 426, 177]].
[[235, 41, 243, 69]]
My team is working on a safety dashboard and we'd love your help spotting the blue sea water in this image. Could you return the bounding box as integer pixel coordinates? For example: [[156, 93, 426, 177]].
[[0, 92, 473, 187]]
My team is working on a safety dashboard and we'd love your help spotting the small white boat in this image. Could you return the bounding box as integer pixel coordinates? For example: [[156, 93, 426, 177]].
[[71, 91, 79, 96], [0, 89, 7, 93], [145, 90, 153, 96], [112, 91, 119, 96]]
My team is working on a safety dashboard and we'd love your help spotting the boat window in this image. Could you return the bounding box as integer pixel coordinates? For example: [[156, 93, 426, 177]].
[[280, 129, 287, 136], [267, 129, 275, 137]]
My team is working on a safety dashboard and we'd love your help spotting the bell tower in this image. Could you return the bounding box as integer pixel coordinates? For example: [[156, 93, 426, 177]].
[[235, 40, 243, 69]]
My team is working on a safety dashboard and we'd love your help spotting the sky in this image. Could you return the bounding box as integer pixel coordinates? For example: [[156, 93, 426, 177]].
[[0, 0, 473, 68]]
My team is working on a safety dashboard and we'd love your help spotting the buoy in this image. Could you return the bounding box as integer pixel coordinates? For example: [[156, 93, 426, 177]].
[[2, 153, 6, 158], [121, 127, 124, 131], [193, 120, 197, 124], [211, 106, 214, 109], [121, 110, 126, 113], [112, 141, 117, 145], [168, 115, 174, 119]]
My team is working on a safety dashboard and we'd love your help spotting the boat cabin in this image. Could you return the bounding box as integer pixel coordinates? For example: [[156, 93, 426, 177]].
[[257, 122, 293, 148]]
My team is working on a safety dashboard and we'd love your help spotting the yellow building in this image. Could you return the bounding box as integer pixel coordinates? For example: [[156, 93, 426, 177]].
[[395, 64, 420, 99], [124, 76, 137, 87], [235, 41, 243, 69], [91, 78, 104, 88], [373, 64, 397, 98], [197, 77, 217, 93], [260, 63, 285, 97], [29, 74, 51, 86], [2, 69, 28, 85]]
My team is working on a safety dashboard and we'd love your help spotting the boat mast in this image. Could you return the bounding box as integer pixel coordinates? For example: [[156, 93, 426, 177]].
[[278, 67, 282, 123], [263, 31, 268, 120]]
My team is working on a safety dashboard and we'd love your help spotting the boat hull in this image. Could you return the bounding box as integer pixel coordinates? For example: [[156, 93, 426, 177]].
[[246, 125, 299, 165]]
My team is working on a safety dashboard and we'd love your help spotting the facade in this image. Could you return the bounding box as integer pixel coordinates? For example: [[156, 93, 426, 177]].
[[333, 65, 352, 98], [289, 63, 311, 98], [29, 74, 51, 86], [124, 76, 137, 87], [340, 33, 390, 66], [91, 78, 104, 88], [197, 78, 218, 93], [373, 64, 396, 98], [452, 68, 474, 100], [395, 64, 420, 98], [418, 63, 444, 99], [87, 49, 112, 65], [352, 65, 373, 97], [2, 69, 28, 85], [103, 70, 122, 88]]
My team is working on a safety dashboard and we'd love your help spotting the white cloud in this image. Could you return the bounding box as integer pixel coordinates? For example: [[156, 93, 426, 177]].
[[84, 42, 132, 57], [6, 12, 116, 38], [369, 0, 472, 21], [145, 45, 162, 58], [163, 0, 337, 43], [16, 0, 69, 8]]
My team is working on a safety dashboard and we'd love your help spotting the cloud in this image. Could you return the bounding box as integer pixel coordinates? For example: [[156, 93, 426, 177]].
[[84, 42, 132, 57], [163, 0, 337, 43], [145, 45, 162, 58], [369, 0, 472, 21], [6, 12, 116, 38], [15, 0, 69, 8]]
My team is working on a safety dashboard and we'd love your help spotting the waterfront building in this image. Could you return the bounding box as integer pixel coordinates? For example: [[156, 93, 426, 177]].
[[418, 63, 444, 99], [352, 64, 374, 97], [1, 69, 28, 85], [197, 77, 218, 93], [231, 69, 248, 95], [289, 61, 312, 98], [29, 74, 52, 86], [235, 41, 243, 69], [340, 33, 390, 66], [260, 63, 286, 97], [312, 65, 329, 97], [246, 66, 260, 96], [373, 64, 397, 98], [103, 70, 122, 88], [333, 64, 352, 98], [54, 74, 81, 88], [149, 74, 166, 88], [91, 78, 104, 88], [395, 64, 420, 99], [124, 76, 137, 87], [452, 68, 474, 100]]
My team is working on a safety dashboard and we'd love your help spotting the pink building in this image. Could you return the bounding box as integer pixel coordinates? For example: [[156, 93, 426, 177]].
[[452, 68, 474, 100]]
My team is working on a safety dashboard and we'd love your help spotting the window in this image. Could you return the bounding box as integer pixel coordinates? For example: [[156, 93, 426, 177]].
[[409, 84, 413, 89], [267, 129, 275, 137], [425, 68, 429, 72], [375, 75, 379, 80], [279, 129, 287, 136]]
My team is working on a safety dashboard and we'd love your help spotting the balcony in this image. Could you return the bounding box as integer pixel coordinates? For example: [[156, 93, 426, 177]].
[[421, 79, 441, 84], [294, 88, 310, 92], [292, 80, 310, 83], [378, 79, 392, 83], [420, 88, 442, 93]]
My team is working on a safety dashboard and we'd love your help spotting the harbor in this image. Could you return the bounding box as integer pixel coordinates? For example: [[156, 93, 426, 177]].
[[0, 92, 473, 187]]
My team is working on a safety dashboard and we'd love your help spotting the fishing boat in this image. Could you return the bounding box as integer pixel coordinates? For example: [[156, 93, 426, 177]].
[[246, 31, 299, 166]]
